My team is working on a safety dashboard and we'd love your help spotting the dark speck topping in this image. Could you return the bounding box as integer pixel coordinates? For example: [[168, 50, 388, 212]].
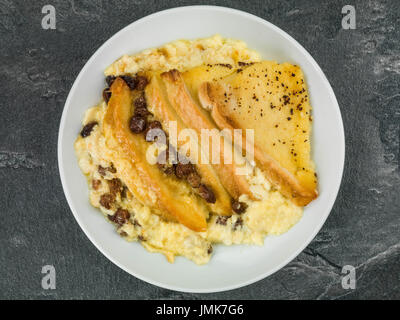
[[282, 95, 290, 105], [238, 61, 254, 67], [216, 63, 232, 69]]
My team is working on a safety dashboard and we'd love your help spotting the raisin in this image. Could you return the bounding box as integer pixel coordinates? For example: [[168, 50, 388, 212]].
[[145, 121, 163, 142], [105, 75, 116, 87], [163, 166, 175, 175], [98, 165, 107, 177], [233, 217, 243, 230], [92, 179, 101, 190], [135, 108, 151, 118], [80, 121, 98, 138], [121, 186, 128, 199], [138, 235, 146, 241], [133, 219, 142, 228], [119, 230, 128, 237], [134, 94, 147, 109], [136, 76, 148, 90], [108, 208, 130, 226], [198, 184, 216, 203], [108, 164, 117, 173], [207, 245, 213, 255], [107, 178, 122, 195], [232, 200, 248, 214], [157, 159, 175, 175], [175, 163, 194, 179], [102, 88, 112, 103], [120, 75, 137, 90], [187, 172, 201, 188], [216, 215, 229, 225], [98, 164, 116, 177], [147, 120, 162, 130], [100, 193, 115, 209], [129, 115, 147, 133]]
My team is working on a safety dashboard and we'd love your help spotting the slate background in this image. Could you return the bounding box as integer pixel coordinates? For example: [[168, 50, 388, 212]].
[[0, 0, 399, 300]]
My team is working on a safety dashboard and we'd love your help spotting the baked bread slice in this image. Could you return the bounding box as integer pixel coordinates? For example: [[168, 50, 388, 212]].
[[103, 77, 208, 231], [160, 69, 255, 200], [182, 64, 236, 106], [145, 74, 232, 215], [198, 61, 318, 206]]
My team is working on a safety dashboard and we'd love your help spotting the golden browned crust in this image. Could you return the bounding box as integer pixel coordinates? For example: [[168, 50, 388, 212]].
[[198, 69, 318, 207], [145, 74, 232, 215], [103, 78, 208, 231], [161, 69, 256, 200]]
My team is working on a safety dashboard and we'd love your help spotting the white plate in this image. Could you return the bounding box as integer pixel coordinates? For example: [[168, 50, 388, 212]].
[[58, 6, 345, 293]]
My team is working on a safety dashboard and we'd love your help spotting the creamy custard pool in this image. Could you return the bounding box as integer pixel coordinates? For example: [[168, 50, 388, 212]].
[[74, 35, 303, 265]]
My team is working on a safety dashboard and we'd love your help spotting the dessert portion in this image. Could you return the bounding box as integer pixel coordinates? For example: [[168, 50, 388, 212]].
[[74, 35, 315, 264], [103, 77, 209, 231], [160, 69, 255, 200], [145, 74, 233, 216], [198, 61, 318, 206]]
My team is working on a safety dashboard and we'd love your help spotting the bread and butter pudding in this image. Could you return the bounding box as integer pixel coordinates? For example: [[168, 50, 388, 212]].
[[74, 35, 318, 264]]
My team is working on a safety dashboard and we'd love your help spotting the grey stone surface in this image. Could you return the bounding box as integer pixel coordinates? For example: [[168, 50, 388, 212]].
[[0, 0, 399, 300]]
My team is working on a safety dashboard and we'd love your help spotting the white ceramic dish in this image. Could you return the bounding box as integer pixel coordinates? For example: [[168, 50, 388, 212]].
[[58, 6, 344, 293]]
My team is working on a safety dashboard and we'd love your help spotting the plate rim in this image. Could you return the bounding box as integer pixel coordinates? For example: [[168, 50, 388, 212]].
[[57, 5, 345, 293]]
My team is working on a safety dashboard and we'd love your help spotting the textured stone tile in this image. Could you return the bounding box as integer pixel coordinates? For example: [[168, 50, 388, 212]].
[[0, 0, 398, 299]]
